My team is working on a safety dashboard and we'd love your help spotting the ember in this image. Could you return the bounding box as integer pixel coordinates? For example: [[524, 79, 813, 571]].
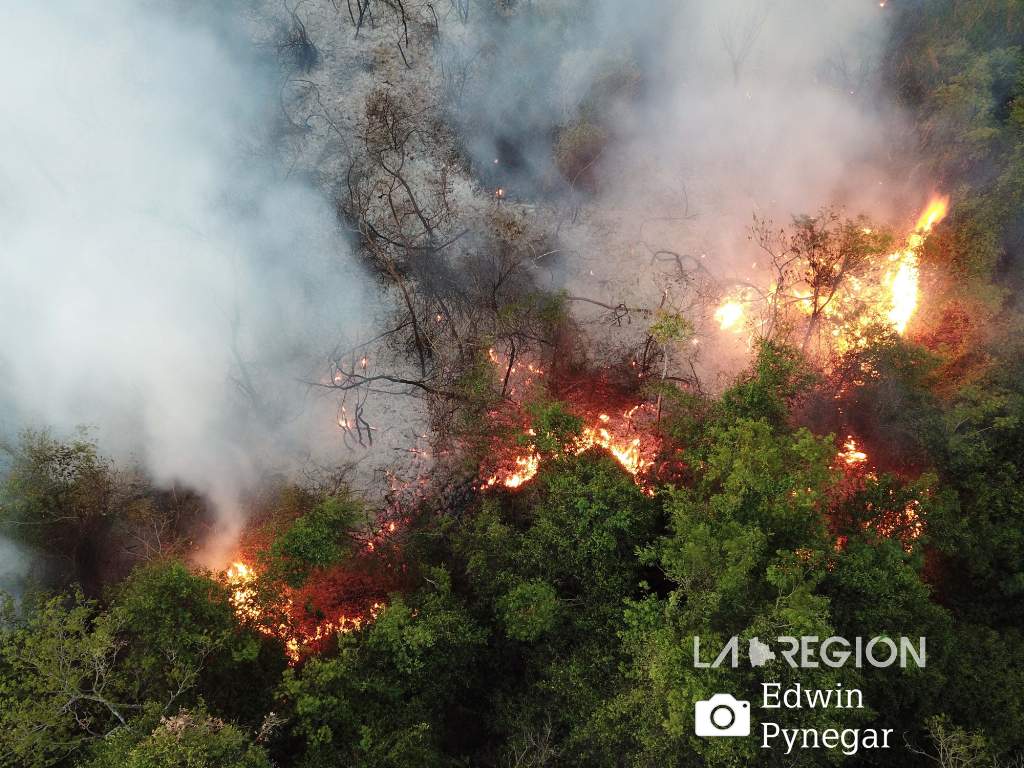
[[833, 434, 926, 552]]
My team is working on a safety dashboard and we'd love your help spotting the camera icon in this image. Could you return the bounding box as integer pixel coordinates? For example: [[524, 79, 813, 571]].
[[694, 693, 751, 737]]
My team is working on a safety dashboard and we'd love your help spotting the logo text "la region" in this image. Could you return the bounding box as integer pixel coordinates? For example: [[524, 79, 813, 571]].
[[694, 635, 926, 669]]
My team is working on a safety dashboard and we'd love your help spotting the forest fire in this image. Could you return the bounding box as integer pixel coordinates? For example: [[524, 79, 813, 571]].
[[222, 536, 389, 663], [884, 195, 948, 334], [714, 300, 744, 331], [838, 435, 868, 467], [834, 435, 925, 552], [714, 196, 948, 347], [223, 557, 387, 663], [482, 404, 660, 491]]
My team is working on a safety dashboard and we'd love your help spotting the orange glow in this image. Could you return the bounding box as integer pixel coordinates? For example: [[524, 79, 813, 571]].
[[886, 196, 947, 336], [914, 195, 949, 234], [498, 452, 541, 488], [483, 405, 659, 492], [714, 300, 744, 331], [223, 559, 386, 663], [837, 436, 868, 467], [885, 250, 919, 335], [881, 195, 948, 336], [819, 196, 947, 347]]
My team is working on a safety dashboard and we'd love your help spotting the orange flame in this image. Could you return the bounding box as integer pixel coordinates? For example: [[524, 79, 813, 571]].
[[914, 195, 949, 234], [884, 195, 948, 336], [714, 300, 744, 331], [837, 436, 868, 467], [223, 559, 386, 663], [483, 406, 659, 491]]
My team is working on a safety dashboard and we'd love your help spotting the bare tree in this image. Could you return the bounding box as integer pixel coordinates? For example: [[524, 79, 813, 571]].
[[719, 3, 769, 84], [751, 209, 886, 353]]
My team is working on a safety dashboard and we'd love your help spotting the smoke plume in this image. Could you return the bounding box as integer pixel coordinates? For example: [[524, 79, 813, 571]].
[[441, 0, 920, 380], [0, 1, 370, 563]]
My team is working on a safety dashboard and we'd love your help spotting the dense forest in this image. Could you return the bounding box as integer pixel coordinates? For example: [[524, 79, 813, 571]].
[[3, 1, 1024, 766]]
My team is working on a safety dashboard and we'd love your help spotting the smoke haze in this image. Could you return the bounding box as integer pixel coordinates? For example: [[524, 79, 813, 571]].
[[0, 0, 927, 564], [0, 1, 370, 562], [439, 0, 919, 380]]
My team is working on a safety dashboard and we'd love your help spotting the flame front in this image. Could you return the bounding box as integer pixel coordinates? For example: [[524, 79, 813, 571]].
[[885, 195, 947, 335], [224, 559, 385, 663], [714, 195, 948, 346], [885, 253, 920, 334], [483, 405, 659, 492], [914, 196, 949, 234]]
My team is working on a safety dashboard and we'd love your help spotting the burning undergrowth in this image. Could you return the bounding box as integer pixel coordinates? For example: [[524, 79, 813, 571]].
[[476, 342, 670, 493], [218, 492, 407, 662], [713, 196, 949, 359], [214, 191, 955, 664], [831, 434, 927, 554]]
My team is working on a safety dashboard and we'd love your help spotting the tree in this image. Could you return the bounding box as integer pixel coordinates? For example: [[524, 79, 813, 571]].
[[0, 430, 125, 589], [0, 591, 133, 768], [278, 571, 486, 768], [264, 495, 367, 589], [112, 561, 284, 727], [87, 709, 271, 768]]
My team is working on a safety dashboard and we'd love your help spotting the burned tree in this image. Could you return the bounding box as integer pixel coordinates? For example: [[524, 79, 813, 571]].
[[279, 2, 319, 72], [752, 209, 892, 354]]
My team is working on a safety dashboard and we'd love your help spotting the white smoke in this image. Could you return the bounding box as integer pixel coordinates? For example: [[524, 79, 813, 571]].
[[0, 1, 372, 563], [439, 0, 921, 382]]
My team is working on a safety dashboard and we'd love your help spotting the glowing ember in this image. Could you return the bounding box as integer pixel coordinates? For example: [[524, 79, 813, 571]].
[[833, 436, 927, 551], [714, 300, 744, 331], [223, 559, 386, 663], [837, 436, 868, 467]]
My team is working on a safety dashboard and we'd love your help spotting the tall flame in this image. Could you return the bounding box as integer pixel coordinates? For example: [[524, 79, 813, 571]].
[[914, 195, 949, 234], [886, 195, 948, 335], [885, 254, 920, 335]]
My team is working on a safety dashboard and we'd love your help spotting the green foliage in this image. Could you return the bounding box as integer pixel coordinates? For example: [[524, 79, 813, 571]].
[[0, 430, 121, 585], [928, 376, 1024, 622], [606, 427, 862, 766], [8, 6, 1024, 763], [112, 561, 283, 727], [278, 573, 486, 768], [497, 579, 560, 642], [648, 310, 693, 344], [0, 590, 129, 768], [915, 714, 993, 767], [939, 625, 1024, 755], [267, 495, 364, 588], [87, 709, 270, 768], [719, 341, 816, 428], [835, 334, 946, 462], [524, 399, 583, 455]]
